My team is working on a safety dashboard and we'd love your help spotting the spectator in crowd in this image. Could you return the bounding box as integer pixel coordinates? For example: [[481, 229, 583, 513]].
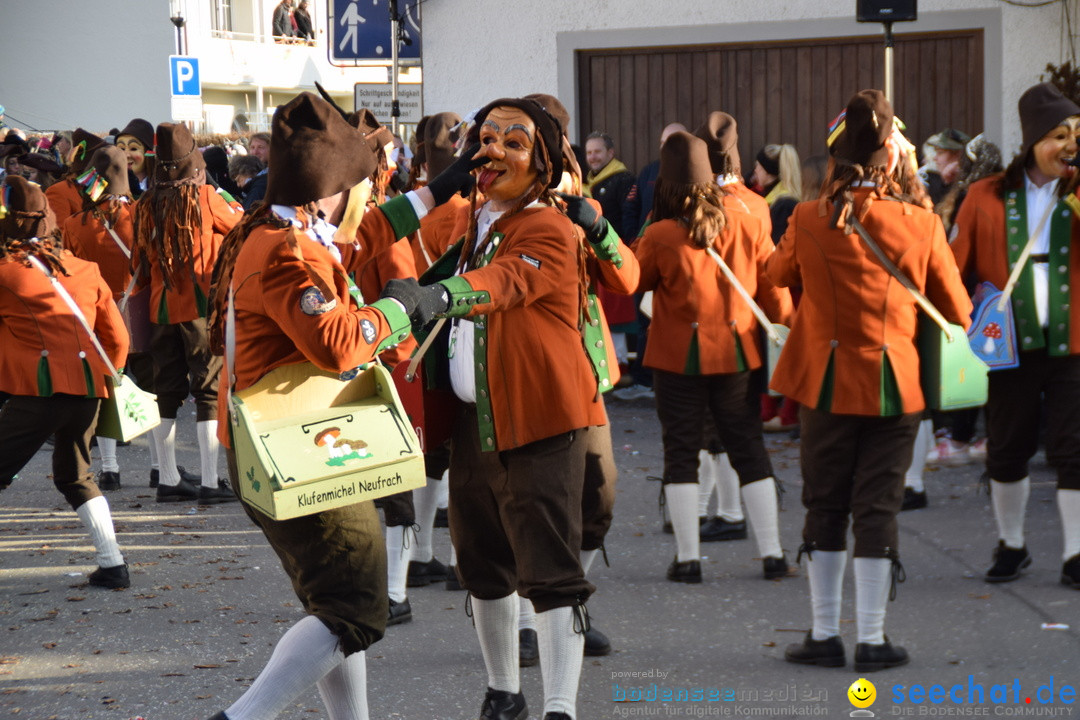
[[18, 152, 65, 191], [294, 0, 315, 43], [243, 132, 271, 209], [0, 134, 30, 182], [920, 128, 970, 205], [203, 145, 242, 199], [272, 0, 295, 42], [800, 154, 829, 201], [753, 144, 802, 244], [228, 154, 265, 207]]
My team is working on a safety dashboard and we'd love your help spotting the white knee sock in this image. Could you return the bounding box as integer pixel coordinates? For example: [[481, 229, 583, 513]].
[[226, 615, 344, 720], [518, 595, 536, 631], [697, 451, 717, 517], [665, 483, 700, 562], [714, 453, 744, 522], [991, 478, 1029, 549], [410, 477, 441, 564], [97, 437, 119, 473], [448, 541, 458, 568], [147, 429, 159, 471], [472, 593, 519, 693], [905, 419, 932, 492], [742, 478, 783, 559], [579, 549, 598, 576], [385, 526, 410, 603], [854, 557, 891, 645], [197, 420, 220, 489], [536, 606, 584, 718], [75, 496, 124, 568], [807, 550, 846, 640], [316, 650, 368, 720], [1058, 489, 1080, 561], [152, 418, 180, 487]]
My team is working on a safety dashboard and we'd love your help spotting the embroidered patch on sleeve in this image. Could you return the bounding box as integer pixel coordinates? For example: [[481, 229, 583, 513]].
[[300, 286, 337, 315], [360, 319, 377, 344], [519, 254, 541, 270]]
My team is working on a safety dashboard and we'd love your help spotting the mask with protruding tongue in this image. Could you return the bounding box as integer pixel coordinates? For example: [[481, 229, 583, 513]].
[[477, 167, 503, 194]]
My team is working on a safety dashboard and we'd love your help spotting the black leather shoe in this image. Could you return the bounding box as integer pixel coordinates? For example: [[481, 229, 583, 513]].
[[206, 712, 227, 720], [985, 541, 1031, 583], [763, 554, 791, 580], [854, 637, 909, 672], [434, 507, 449, 528], [667, 558, 702, 584], [445, 565, 463, 591], [584, 624, 612, 656], [700, 517, 748, 542], [199, 479, 239, 505], [97, 471, 121, 491], [784, 631, 845, 667], [149, 469, 159, 488], [478, 686, 527, 720], [900, 487, 928, 511], [156, 478, 200, 503], [543, 714, 572, 720], [519, 628, 539, 667], [407, 557, 449, 587], [150, 466, 201, 488], [387, 598, 412, 626], [1061, 554, 1080, 589], [89, 563, 130, 589]]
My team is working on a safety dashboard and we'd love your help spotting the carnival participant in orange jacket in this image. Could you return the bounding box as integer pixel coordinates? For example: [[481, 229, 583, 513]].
[[132, 122, 242, 505], [381, 96, 605, 720], [410, 112, 471, 274], [951, 82, 1080, 589], [0, 176, 131, 588], [44, 128, 106, 227], [633, 131, 792, 587], [202, 90, 476, 720], [769, 90, 972, 672]]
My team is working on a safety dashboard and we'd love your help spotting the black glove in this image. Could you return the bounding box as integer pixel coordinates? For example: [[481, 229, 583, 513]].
[[381, 278, 449, 328], [427, 143, 488, 206], [556, 192, 609, 244]]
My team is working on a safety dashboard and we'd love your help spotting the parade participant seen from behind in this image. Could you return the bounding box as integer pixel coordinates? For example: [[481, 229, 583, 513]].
[[771, 90, 973, 671], [116, 118, 155, 199], [0, 176, 131, 588], [753, 143, 803, 244], [380, 96, 606, 720], [203, 90, 471, 720], [133, 122, 242, 505], [950, 82, 1080, 589], [634, 131, 793, 585], [44, 128, 105, 227]]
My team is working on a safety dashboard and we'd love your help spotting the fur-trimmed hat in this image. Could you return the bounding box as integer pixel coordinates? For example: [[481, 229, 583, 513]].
[[118, 118, 155, 151], [467, 97, 564, 189], [695, 112, 740, 176], [89, 145, 131, 199], [153, 122, 205, 184], [264, 92, 380, 207], [1018, 82, 1080, 159], [1, 176, 56, 240], [422, 111, 463, 178], [659, 131, 714, 185], [69, 128, 106, 175], [827, 89, 893, 167]]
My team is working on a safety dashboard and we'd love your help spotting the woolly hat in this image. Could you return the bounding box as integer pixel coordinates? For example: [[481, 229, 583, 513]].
[[659, 131, 713, 185], [1, 176, 56, 240], [89, 145, 131, 198], [467, 97, 564, 189], [828, 89, 893, 167], [694, 111, 740, 176], [1018, 82, 1080, 159], [264, 91, 379, 206], [118, 118, 155, 151], [69, 128, 106, 175], [153, 122, 205, 184], [422, 111, 463, 178]]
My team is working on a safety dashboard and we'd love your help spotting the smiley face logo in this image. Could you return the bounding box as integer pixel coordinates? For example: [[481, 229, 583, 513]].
[[848, 678, 876, 708]]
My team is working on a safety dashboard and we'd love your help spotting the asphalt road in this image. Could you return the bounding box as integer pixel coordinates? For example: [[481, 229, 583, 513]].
[[2, 398, 1078, 720]]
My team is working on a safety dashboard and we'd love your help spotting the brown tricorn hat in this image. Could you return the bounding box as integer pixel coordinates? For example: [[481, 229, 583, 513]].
[[1018, 82, 1080, 159], [1, 176, 56, 240], [153, 122, 205, 184], [422, 111, 463, 178], [69, 128, 106, 175], [117, 118, 155, 151], [829, 89, 893, 167], [467, 97, 564, 189], [264, 92, 380, 207], [89, 145, 131, 198], [659, 131, 714, 185], [695, 111, 740, 176]]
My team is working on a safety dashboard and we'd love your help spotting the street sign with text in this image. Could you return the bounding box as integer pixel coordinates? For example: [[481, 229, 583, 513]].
[[354, 83, 423, 125]]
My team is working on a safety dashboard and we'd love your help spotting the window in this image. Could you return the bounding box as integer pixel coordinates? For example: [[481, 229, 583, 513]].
[[210, 0, 232, 33]]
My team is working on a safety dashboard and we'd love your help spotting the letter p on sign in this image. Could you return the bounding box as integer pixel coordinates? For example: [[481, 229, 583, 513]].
[[170, 56, 201, 96]]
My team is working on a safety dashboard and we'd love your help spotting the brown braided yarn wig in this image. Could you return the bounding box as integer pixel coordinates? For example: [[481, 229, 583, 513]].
[[1, 176, 67, 275]]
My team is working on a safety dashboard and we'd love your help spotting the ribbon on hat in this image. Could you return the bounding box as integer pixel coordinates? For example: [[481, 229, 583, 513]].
[[71, 140, 88, 164], [827, 109, 907, 150], [75, 167, 109, 202]]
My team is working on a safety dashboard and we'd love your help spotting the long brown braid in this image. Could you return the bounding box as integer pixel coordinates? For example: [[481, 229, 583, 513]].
[[819, 157, 932, 232], [652, 179, 729, 249], [134, 182, 202, 291]]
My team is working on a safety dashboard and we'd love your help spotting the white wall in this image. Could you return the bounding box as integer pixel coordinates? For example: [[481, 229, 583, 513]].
[[421, 0, 1065, 155], [1, 0, 173, 134]]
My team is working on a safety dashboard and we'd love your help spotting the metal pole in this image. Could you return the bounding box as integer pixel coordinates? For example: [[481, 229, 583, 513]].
[[390, 0, 400, 136], [883, 21, 895, 102]]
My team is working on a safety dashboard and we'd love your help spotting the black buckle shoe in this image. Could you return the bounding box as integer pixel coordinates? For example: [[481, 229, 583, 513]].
[[479, 686, 527, 720], [900, 487, 928, 511], [667, 558, 702, 584], [763, 554, 791, 580], [519, 628, 539, 667], [88, 563, 130, 589], [584, 624, 612, 656], [784, 631, 845, 667], [387, 598, 412, 626], [178, 465, 202, 484], [199, 479, 239, 505], [156, 478, 200, 503], [854, 637, 909, 672], [1061, 554, 1080, 589], [97, 471, 121, 491], [407, 557, 449, 587], [445, 565, 464, 591], [984, 541, 1031, 583], [700, 517, 748, 542]]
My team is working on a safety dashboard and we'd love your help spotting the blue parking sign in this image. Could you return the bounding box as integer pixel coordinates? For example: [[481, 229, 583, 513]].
[[329, 0, 421, 64], [170, 56, 201, 97]]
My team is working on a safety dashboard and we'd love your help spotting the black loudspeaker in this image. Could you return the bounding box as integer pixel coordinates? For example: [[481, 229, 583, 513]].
[[857, 0, 917, 22]]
